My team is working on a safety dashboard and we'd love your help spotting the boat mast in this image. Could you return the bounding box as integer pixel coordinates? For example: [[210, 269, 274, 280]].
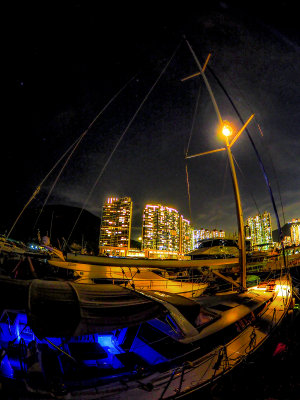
[[222, 129, 247, 290], [185, 40, 253, 291]]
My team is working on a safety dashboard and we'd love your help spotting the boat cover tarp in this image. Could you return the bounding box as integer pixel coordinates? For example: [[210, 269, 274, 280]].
[[69, 281, 165, 337], [0, 275, 30, 309], [0, 276, 165, 338]]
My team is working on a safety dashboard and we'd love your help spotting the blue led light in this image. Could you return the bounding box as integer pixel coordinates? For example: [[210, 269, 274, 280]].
[[97, 335, 121, 354], [0, 354, 14, 378]]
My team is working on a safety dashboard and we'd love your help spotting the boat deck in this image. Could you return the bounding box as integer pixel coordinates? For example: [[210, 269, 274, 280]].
[[68, 276, 292, 400]]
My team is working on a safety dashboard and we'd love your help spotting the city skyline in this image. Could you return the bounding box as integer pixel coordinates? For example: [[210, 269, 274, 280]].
[[98, 196, 229, 254], [99, 196, 300, 254], [104, 197, 227, 240], [99, 195, 300, 239]]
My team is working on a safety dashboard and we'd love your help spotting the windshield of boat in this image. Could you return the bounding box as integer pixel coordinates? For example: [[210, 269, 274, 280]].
[[197, 239, 238, 248]]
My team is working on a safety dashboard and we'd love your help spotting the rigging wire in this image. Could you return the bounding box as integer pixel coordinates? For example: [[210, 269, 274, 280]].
[[183, 68, 228, 233], [184, 83, 203, 223], [185, 83, 203, 157], [214, 154, 229, 231], [7, 75, 136, 239], [33, 75, 137, 235], [66, 38, 184, 245], [185, 165, 192, 223], [256, 122, 286, 226], [32, 133, 86, 234], [206, 64, 288, 269], [232, 154, 261, 216], [215, 64, 287, 228]]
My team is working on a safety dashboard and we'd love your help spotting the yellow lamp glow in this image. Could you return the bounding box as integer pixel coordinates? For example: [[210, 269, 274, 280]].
[[222, 121, 233, 137]]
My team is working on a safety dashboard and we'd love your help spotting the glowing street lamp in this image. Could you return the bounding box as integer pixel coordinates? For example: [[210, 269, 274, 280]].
[[222, 121, 234, 137]]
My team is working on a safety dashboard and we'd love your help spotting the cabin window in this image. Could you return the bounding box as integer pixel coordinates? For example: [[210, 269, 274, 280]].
[[198, 241, 212, 248], [137, 322, 187, 359], [210, 304, 233, 312], [194, 310, 217, 328], [212, 239, 222, 246], [166, 315, 180, 334]]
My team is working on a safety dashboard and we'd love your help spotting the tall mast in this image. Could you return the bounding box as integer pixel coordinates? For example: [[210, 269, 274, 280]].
[[184, 40, 254, 291], [222, 127, 247, 290]]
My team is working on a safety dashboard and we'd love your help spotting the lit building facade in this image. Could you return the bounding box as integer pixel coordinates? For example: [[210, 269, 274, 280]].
[[212, 229, 225, 238], [245, 224, 251, 241], [245, 211, 273, 250], [290, 218, 300, 245], [142, 204, 180, 252], [179, 217, 194, 254], [193, 228, 225, 249], [99, 197, 132, 255]]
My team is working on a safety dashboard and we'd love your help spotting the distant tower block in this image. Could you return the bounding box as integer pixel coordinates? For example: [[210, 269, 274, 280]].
[[142, 204, 180, 251], [99, 197, 132, 255], [246, 211, 272, 250]]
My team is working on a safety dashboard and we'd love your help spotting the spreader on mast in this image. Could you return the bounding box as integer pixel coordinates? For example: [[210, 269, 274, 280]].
[[184, 40, 255, 291]]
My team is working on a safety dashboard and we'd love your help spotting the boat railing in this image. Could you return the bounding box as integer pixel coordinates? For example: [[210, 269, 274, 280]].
[[85, 272, 206, 295]]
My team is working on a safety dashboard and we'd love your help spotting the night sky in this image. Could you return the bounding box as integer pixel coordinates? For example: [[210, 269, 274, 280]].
[[2, 1, 299, 241]]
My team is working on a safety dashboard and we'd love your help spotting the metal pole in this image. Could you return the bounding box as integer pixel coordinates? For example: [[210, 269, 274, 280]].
[[224, 136, 247, 291], [184, 40, 249, 291], [185, 40, 223, 126]]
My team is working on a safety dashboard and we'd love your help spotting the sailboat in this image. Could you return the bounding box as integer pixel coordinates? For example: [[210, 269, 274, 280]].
[[45, 259, 208, 298], [0, 41, 293, 399]]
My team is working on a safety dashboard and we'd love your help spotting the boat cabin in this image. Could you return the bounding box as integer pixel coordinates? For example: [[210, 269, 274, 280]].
[[0, 288, 273, 395]]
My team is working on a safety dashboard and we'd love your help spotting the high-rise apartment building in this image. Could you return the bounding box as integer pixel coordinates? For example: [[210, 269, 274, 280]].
[[179, 217, 194, 253], [245, 211, 273, 249], [290, 219, 300, 245], [245, 224, 251, 240], [142, 204, 180, 252], [194, 228, 210, 245], [211, 229, 225, 239], [99, 197, 132, 255]]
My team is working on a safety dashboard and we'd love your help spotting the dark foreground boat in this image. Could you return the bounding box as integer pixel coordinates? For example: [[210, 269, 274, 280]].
[[0, 273, 293, 399], [0, 276, 164, 337]]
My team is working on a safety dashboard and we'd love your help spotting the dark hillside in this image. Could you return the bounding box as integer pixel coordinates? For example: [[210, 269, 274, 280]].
[[3, 204, 100, 253]]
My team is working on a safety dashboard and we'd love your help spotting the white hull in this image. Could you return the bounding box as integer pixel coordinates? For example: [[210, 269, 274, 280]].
[[47, 260, 208, 298]]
